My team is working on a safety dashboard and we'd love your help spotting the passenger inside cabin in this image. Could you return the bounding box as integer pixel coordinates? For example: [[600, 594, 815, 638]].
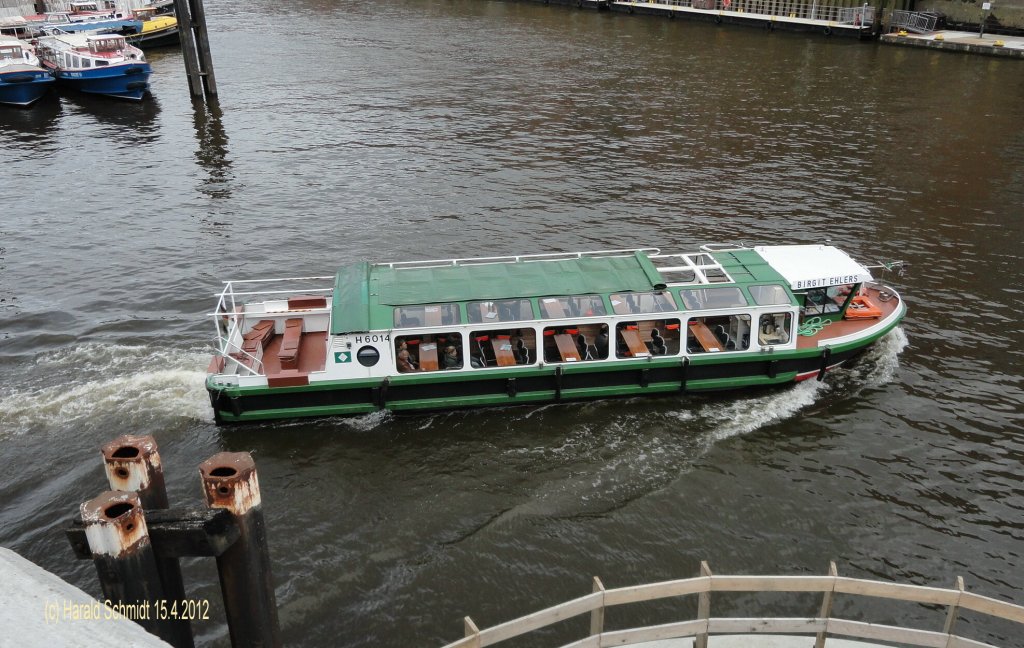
[[595, 329, 610, 359], [650, 329, 667, 355], [443, 345, 461, 370], [396, 340, 418, 373]]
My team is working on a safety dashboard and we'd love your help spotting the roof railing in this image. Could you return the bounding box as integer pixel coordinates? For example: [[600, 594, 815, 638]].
[[440, 561, 1024, 648], [380, 248, 662, 270]]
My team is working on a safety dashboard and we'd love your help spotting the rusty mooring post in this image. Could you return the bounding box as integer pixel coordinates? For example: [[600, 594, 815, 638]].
[[199, 452, 281, 648], [102, 435, 194, 648], [81, 491, 179, 643]]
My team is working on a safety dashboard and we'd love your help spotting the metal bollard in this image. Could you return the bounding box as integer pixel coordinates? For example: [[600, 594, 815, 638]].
[[102, 435, 194, 648], [199, 452, 281, 648], [81, 490, 179, 643]]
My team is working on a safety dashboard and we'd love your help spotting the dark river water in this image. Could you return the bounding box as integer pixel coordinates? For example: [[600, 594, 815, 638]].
[[2, 0, 1023, 646]]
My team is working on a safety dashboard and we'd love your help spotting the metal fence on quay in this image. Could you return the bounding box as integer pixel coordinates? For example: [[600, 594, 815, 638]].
[[630, 0, 875, 26], [889, 9, 939, 32]]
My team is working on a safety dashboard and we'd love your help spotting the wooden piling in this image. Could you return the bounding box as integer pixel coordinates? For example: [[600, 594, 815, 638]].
[[101, 435, 194, 648], [80, 491, 180, 644], [199, 452, 281, 648], [172, 0, 218, 99]]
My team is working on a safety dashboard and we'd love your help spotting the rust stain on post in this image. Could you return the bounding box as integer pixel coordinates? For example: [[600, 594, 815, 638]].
[[81, 491, 150, 558], [101, 434, 163, 493], [199, 452, 261, 515]]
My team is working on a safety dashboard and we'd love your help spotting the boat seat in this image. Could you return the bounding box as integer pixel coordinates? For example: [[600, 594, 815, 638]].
[[242, 319, 275, 348], [278, 318, 303, 370], [288, 295, 327, 310]]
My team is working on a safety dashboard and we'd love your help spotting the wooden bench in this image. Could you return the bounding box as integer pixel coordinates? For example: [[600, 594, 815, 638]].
[[232, 319, 275, 372], [241, 319, 275, 353], [278, 318, 303, 369], [288, 295, 328, 310]]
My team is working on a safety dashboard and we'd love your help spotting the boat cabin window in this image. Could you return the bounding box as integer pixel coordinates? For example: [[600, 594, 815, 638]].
[[686, 315, 751, 354], [95, 59, 109, 66], [81, 58, 91, 68], [539, 295, 606, 320], [469, 328, 535, 368], [748, 284, 792, 306], [615, 319, 681, 358], [801, 285, 853, 316], [393, 303, 460, 328], [356, 346, 380, 367], [72, 55, 80, 68], [542, 324, 608, 363], [610, 291, 676, 315], [89, 37, 125, 53], [395, 332, 462, 373], [678, 287, 747, 310], [0, 46, 19, 60], [467, 299, 534, 324], [758, 313, 792, 347]]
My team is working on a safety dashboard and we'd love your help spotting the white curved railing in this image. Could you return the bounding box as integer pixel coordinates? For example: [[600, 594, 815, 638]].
[[440, 562, 1024, 648]]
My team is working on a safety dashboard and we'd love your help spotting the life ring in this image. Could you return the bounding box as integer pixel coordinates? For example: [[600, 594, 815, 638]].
[[823, 25, 833, 36], [714, 13, 722, 22]]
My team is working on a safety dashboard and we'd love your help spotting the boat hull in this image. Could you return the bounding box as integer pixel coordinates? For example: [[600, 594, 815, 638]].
[[206, 322, 896, 423], [127, 24, 179, 48], [0, 68, 54, 106], [52, 62, 151, 100]]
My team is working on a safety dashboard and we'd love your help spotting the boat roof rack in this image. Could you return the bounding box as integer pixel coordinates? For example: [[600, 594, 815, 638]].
[[378, 248, 662, 271]]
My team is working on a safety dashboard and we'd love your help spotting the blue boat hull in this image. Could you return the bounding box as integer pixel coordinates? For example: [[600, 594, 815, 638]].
[[0, 69, 55, 107], [53, 62, 151, 100]]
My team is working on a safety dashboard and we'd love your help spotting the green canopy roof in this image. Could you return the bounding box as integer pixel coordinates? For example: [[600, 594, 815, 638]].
[[331, 252, 666, 334]]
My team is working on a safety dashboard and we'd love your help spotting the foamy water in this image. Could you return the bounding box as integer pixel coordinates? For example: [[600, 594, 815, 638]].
[[0, 343, 214, 436]]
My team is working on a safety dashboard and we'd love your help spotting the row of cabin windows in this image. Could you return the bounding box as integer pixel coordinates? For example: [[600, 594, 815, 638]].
[[393, 284, 795, 329], [388, 312, 793, 373], [59, 53, 112, 69]]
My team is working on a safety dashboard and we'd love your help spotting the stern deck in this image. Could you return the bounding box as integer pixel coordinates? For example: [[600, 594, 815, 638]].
[[796, 285, 901, 349]]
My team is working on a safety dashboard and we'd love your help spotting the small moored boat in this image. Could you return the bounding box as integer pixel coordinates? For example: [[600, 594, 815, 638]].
[[206, 244, 907, 423], [0, 36, 55, 107], [125, 11, 179, 48], [35, 32, 151, 100]]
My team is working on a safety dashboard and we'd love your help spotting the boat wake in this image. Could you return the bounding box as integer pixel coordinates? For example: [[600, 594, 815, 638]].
[[0, 343, 214, 437], [471, 327, 909, 526]]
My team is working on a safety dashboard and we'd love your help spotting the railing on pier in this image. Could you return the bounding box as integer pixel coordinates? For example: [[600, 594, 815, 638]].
[[889, 9, 938, 33], [631, 0, 875, 25], [440, 561, 1024, 648]]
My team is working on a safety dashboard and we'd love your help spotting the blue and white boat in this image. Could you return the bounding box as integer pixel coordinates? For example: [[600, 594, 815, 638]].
[[0, 36, 55, 107], [35, 33, 151, 100]]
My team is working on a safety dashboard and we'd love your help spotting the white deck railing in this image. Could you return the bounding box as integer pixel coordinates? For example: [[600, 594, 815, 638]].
[[440, 561, 1024, 648], [210, 276, 335, 376]]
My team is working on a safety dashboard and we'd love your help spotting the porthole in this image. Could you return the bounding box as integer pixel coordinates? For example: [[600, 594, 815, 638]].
[[356, 346, 380, 367]]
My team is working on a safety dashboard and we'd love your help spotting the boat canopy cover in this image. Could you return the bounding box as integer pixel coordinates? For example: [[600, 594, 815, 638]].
[[375, 254, 663, 306], [753, 245, 872, 291], [331, 261, 371, 335], [332, 253, 668, 333]]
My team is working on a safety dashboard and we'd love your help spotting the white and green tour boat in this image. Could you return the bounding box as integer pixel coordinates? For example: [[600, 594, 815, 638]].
[[206, 244, 906, 423]]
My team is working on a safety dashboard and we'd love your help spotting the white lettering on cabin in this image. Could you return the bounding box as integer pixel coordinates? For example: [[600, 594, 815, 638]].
[[794, 275, 859, 290]]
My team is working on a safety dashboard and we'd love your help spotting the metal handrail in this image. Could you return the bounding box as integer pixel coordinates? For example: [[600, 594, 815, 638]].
[[889, 9, 937, 32], [626, 0, 875, 24], [382, 248, 662, 270]]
